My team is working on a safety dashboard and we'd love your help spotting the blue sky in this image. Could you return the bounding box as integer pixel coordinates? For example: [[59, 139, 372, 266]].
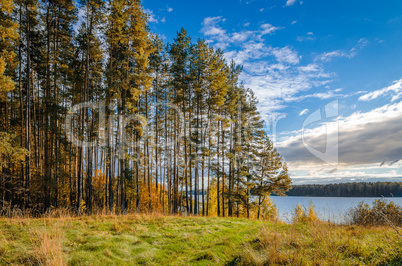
[[143, 0, 402, 184]]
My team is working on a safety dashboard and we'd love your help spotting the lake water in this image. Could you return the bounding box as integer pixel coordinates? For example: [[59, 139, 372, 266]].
[[270, 196, 402, 224]]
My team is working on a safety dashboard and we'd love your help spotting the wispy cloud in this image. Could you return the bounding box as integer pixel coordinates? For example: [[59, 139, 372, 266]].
[[297, 32, 315, 42], [271, 46, 300, 64], [201, 16, 335, 117], [298, 63, 320, 72], [299, 109, 309, 116], [201, 17, 283, 50], [260, 23, 284, 35], [201, 16, 229, 48], [144, 9, 158, 23], [284, 89, 350, 102], [201, 18, 288, 64], [202, 16, 226, 35], [236, 64, 332, 115], [286, 0, 298, 6], [315, 38, 368, 62], [359, 79, 402, 102], [200, 17, 368, 123]]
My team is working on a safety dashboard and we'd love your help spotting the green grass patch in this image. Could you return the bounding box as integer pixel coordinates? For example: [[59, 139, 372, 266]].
[[0, 215, 400, 265]]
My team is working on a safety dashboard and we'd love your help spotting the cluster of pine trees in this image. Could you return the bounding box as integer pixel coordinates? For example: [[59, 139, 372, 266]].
[[0, 0, 291, 218], [286, 182, 402, 197]]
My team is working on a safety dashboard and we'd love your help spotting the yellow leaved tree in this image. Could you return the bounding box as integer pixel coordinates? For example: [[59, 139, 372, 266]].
[[0, 0, 27, 171], [0, 0, 18, 99]]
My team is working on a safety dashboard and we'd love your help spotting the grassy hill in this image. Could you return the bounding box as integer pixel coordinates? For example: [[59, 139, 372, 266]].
[[0, 214, 401, 265]]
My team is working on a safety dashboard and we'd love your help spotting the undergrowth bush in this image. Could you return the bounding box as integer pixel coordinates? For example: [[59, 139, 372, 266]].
[[292, 201, 318, 223], [348, 199, 402, 227]]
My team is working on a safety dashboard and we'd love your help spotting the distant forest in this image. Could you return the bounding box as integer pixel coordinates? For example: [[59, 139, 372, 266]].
[[284, 182, 402, 197]]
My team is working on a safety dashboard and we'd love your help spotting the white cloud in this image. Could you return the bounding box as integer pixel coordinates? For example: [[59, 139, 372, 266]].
[[231, 31, 254, 42], [315, 51, 347, 62], [299, 109, 309, 116], [201, 17, 283, 44], [284, 89, 348, 102], [236, 65, 332, 115], [201, 17, 227, 38], [224, 50, 332, 116], [205, 27, 226, 36], [201, 17, 283, 51], [290, 170, 402, 184], [297, 32, 315, 42], [225, 41, 271, 65], [299, 63, 320, 72], [161, 17, 166, 23], [271, 46, 300, 64], [201, 16, 336, 118], [291, 20, 297, 25], [144, 9, 158, 23], [259, 8, 264, 12], [278, 100, 402, 168], [359, 79, 402, 102], [315, 38, 368, 62], [349, 38, 369, 55], [260, 23, 283, 35], [167, 7, 173, 12], [286, 0, 298, 6], [73, 7, 86, 34], [203, 16, 221, 26]]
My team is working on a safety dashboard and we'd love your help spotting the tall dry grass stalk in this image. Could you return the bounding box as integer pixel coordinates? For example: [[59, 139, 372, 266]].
[[239, 220, 402, 265], [29, 219, 66, 265], [0, 200, 185, 220]]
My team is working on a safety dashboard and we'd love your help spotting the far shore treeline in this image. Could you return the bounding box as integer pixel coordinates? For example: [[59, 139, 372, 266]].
[[284, 182, 402, 197]]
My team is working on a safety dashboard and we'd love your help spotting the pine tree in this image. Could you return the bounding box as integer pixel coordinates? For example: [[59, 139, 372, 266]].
[[75, 0, 105, 214], [106, 0, 153, 213], [168, 28, 191, 214], [253, 137, 291, 219], [0, 0, 18, 100], [0, 0, 27, 205], [189, 39, 212, 215], [149, 34, 169, 210]]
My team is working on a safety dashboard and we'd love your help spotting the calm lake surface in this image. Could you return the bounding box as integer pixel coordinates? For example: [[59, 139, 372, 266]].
[[270, 196, 402, 224]]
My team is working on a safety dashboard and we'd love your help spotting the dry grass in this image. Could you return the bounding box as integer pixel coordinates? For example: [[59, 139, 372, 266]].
[[0, 213, 401, 265], [30, 220, 66, 265], [238, 221, 402, 265]]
